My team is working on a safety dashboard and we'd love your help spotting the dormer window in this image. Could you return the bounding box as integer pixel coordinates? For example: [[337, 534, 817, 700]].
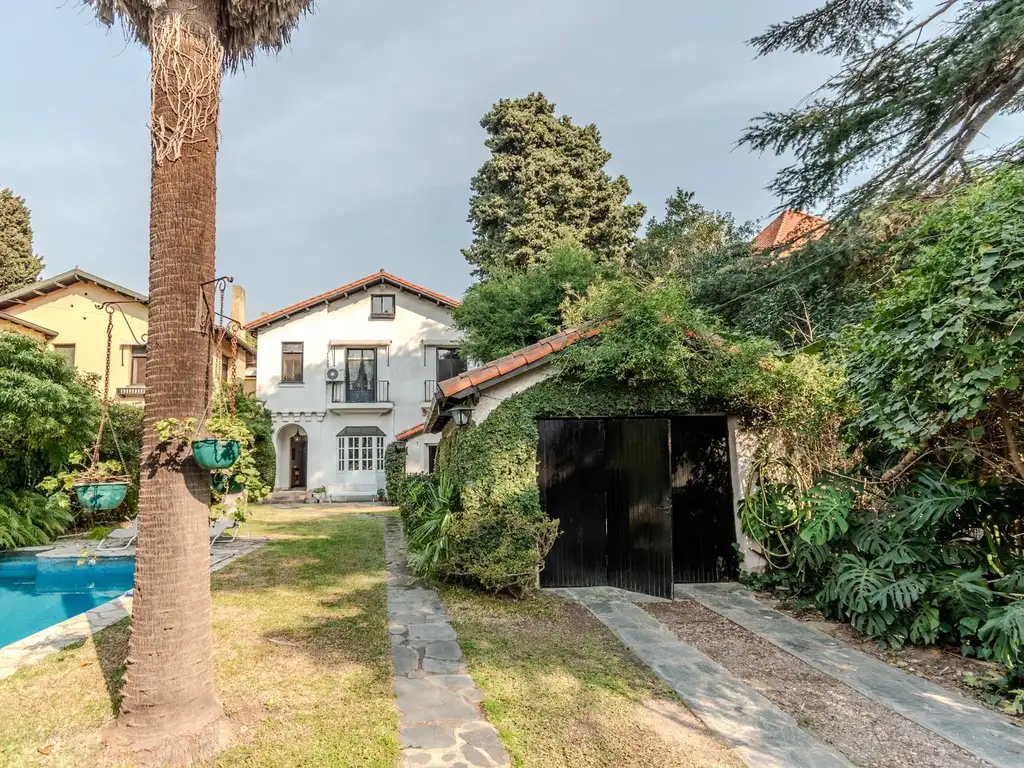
[[370, 294, 395, 319]]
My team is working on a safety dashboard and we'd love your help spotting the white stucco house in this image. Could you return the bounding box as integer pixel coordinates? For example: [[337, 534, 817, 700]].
[[246, 270, 465, 500]]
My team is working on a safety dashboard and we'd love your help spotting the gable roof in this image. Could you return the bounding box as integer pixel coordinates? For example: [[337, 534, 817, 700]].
[[752, 210, 828, 255], [425, 327, 598, 433], [0, 311, 58, 339], [395, 423, 425, 441], [246, 270, 461, 331], [0, 268, 148, 312]]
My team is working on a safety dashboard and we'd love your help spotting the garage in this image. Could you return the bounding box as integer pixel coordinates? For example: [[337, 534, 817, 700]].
[[537, 415, 739, 598]]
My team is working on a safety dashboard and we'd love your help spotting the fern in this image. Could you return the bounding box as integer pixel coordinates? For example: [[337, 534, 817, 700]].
[[979, 601, 1024, 669], [798, 485, 853, 546], [0, 490, 72, 549]]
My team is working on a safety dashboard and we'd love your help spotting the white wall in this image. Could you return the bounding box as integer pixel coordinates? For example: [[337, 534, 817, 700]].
[[404, 431, 441, 474], [255, 286, 460, 493]]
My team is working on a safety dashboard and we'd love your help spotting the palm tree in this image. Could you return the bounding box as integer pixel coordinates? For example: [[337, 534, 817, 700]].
[[82, 1, 313, 762]]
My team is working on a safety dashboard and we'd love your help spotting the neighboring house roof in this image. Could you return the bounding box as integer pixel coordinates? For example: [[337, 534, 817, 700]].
[[752, 210, 828, 255], [0, 311, 58, 339], [0, 268, 148, 312], [246, 269, 461, 331], [395, 423, 425, 441], [425, 327, 599, 433]]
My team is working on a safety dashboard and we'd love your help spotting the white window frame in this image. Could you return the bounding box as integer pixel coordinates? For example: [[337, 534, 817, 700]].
[[338, 435, 387, 472]]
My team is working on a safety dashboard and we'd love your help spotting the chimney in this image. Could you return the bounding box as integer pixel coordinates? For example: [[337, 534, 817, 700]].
[[231, 284, 246, 327]]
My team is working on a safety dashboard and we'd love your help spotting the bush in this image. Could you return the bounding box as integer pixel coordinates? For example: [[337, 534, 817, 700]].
[[384, 441, 407, 504], [0, 489, 73, 549], [405, 472, 458, 577]]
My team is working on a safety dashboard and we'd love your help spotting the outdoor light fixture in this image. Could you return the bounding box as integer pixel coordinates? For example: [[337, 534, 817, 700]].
[[449, 404, 473, 427]]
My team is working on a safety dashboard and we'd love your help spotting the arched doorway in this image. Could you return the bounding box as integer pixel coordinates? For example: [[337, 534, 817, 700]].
[[275, 424, 308, 490]]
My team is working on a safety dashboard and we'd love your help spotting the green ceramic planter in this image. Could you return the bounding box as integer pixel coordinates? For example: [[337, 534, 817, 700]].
[[191, 438, 240, 470], [211, 474, 245, 494], [74, 482, 129, 511]]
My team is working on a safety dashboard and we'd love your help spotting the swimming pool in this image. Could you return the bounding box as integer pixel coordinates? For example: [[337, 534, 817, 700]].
[[0, 553, 135, 647]]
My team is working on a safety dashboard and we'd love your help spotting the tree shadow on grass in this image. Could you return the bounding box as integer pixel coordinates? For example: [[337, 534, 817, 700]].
[[91, 616, 130, 713]]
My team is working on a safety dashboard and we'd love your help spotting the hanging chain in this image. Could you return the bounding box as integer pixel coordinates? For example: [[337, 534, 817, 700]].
[[92, 310, 115, 464], [229, 333, 238, 417]]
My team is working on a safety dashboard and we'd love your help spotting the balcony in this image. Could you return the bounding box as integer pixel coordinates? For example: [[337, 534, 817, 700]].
[[116, 384, 146, 398], [423, 379, 437, 405], [328, 379, 392, 411]]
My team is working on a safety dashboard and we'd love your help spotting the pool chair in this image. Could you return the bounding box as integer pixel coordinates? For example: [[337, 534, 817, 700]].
[[209, 516, 240, 546], [98, 518, 139, 550]]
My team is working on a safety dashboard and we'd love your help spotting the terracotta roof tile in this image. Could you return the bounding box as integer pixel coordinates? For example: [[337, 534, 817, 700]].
[[246, 270, 460, 330], [395, 423, 425, 441], [438, 327, 598, 399], [753, 211, 828, 255]]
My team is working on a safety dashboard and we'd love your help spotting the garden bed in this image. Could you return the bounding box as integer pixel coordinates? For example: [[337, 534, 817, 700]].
[[646, 599, 985, 768]]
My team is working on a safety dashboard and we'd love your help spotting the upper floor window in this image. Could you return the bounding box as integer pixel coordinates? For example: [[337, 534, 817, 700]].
[[436, 347, 467, 382], [281, 342, 304, 383], [221, 354, 230, 381], [130, 345, 147, 385], [370, 294, 395, 319], [53, 344, 76, 367]]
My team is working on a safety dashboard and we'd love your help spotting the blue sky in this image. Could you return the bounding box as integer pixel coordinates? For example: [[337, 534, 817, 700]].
[[0, 1, 968, 317]]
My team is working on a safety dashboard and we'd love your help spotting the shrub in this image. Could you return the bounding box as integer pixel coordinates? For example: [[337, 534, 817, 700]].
[[0, 489, 73, 549], [384, 441, 407, 504], [405, 472, 458, 577]]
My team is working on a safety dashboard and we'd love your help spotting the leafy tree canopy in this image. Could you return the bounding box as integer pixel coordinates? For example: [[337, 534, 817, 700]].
[[629, 188, 754, 281], [846, 167, 1024, 482], [0, 332, 99, 488], [0, 188, 44, 295], [463, 93, 645, 276], [453, 242, 604, 363], [743, 0, 1024, 214]]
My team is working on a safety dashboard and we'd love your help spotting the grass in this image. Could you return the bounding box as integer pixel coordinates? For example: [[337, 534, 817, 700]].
[[0, 506, 399, 768], [437, 586, 743, 768]]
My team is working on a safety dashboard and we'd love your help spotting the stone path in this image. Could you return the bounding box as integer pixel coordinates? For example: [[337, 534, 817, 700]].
[[549, 586, 853, 768], [383, 517, 510, 768], [681, 582, 1024, 768]]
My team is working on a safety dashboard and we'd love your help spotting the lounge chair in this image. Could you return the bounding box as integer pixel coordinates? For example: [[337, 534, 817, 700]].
[[209, 516, 240, 546], [98, 518, 138, 550]]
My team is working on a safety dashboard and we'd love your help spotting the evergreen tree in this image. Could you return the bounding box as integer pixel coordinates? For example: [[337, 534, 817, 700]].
[[742, 0, 1024, 214], [463, 93, 645, 275], [0, 188, 44, 295], [630, 189, 753, 281]]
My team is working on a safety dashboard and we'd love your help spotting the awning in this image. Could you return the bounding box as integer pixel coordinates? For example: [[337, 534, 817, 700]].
[[336, 426, 386, 437], [329, 339, 391, 347]]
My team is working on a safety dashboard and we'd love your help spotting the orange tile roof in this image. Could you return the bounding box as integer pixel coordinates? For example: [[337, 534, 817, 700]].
[[752, 210, 828, 255], [395, 423, 425, 441], [439, 327, 599, 399], [246, 270, 460, 330]]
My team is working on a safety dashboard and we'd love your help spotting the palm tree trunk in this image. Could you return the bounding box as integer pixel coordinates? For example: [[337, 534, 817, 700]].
[[110, 2, 228, 761]]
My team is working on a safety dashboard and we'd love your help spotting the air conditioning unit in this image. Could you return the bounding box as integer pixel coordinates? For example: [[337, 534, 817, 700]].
[[325, 366, 345, 382]]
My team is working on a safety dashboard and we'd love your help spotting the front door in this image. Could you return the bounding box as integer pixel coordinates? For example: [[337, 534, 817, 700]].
[[289, 434, 307, 489]]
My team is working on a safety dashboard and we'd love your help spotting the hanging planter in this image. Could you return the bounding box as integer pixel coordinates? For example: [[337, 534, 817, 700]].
[[211, 473, 245, 494], [74, 481, 129, 511], [191, 438, 241, 470]]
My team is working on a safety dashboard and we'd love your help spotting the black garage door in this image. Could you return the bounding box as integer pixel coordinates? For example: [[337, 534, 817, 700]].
[[538, 416, 737, 598]]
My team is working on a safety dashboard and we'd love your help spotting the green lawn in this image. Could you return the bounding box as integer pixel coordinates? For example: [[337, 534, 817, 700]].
[[438, 586, 742, 768], [0, 506, 399, 768]]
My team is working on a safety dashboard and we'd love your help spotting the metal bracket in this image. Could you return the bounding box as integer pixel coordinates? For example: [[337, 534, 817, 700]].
[[94, 301, 148, 345]]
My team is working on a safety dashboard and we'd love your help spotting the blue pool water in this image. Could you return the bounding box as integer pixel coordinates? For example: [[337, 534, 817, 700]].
[[0, 553, 135, 647]]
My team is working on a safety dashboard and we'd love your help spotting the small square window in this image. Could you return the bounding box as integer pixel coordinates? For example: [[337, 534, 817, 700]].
[[370, 294, 395, 319], [53, 344, 76, 367]]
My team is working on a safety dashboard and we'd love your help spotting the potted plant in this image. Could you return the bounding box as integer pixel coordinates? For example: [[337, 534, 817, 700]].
[[376, 488, 387, 503], [39, 452, 130, 512], [311, 486, 327, 503], [211, 472, 245, 495], [155, 416, 242, 470]]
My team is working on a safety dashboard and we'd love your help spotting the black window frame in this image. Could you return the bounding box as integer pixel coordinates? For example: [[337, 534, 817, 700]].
[[436, 346, 468, 382], [281, 341, 304, 384], [370, 294, 396, 319]]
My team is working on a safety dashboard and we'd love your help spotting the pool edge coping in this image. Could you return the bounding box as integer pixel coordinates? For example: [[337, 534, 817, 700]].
[[0, 539, 266, 681]]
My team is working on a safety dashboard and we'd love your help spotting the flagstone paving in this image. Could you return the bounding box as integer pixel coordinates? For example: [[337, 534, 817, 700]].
[[383, 517, 510, 768], [681, 582, 1024, 768], [548, 585, 853, 768]]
